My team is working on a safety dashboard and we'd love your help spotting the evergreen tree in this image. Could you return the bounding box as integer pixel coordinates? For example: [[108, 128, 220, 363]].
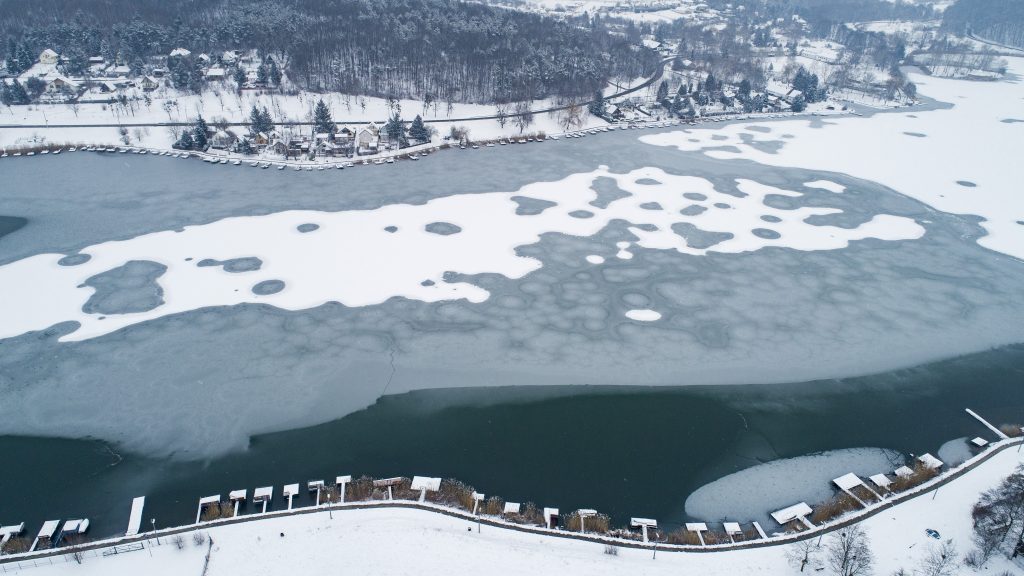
[[384, 113, 405, 144], [268, 60, 282, 85], [588, 90, 605, 117], [192, 116, 209, 149], [738, 79, 751, 101], [0, 82, 13, 106], [16, 43, 32, 74], [409, 114, 430, 142], [791, 94, 807, 113], [233, 67, 246, 86], [260, 107, 274, 133], [705, 73, 717, 94], [235, 139, 255, 155], [313, 99, 335, 134], [8, 79, 30, 104], [175, 130, 194, 150], [656, 80, 668, 103], [256, 64, 268, 85], [5, 38, 19, 74]]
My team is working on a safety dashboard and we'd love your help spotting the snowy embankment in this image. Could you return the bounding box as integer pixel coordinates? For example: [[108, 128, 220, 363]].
[[0, 165, 922, 342], [640, 57, 1024, 261], [0, 75, 654, 151], [6, 442, 1023, 575]]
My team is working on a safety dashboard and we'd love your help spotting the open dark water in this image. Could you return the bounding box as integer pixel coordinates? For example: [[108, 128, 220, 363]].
[[2, 343, 1021, 538]]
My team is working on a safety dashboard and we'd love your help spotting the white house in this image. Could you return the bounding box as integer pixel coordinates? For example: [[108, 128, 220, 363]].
[[197, 53, 211, 64], [38, 49, 58, 65], [111, 65, 131, 77], [46, 75, 79, 94], [205, 68, 226, 81], [210, 129, 238, 149], [140, 76, 159, 91], [356, 123, 380, 154], [169, 47, 191, 58]]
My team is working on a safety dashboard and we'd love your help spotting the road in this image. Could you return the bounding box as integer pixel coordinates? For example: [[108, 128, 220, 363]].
[[0, 59, 672, 130]]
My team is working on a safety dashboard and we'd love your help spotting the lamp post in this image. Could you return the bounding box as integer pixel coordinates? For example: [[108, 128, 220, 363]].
[[151, 518, 159, 544]]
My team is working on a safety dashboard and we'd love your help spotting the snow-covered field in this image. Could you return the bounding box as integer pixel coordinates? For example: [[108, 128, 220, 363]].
[[0, 166, 923, 342], [0, 77, 651, 151], [641, 57, 1024, 260], [11, 445, 1024, 576]]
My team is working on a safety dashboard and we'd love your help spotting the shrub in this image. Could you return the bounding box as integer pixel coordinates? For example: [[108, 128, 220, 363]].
[[850, 485, 881, 504], [999, 424, 1022, 437], [1, 537, 30, 554], [505, 502, 544, 526], [891, 463, 939, 492], [563, 511, 610, 534], [173, 535, 186, 550], [348, 476, 376, 502], [603, 544, 619, 556], [482, 496, 505, 516], [192, 532, 206, 546], [666, 528, 701, 545], [811, 493, 860, 524], [703, 530, 731, 545]]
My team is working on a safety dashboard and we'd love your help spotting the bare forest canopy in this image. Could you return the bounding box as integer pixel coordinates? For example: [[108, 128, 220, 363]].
[[942, 0, 1024, 48], [0, 0, 660, 103]]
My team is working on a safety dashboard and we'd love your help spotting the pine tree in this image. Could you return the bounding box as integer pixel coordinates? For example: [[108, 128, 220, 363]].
[[384, 113, 405, 144], [256, 64, 268, 85], [656, 80, 668, 103], [0, 82, 13, 106], [234, 67, 246, 86], [738, 79, 751, 101], [409, 115, 429, 142], [9, 80, 30, 104], [791, 94, 807, 112], [313, 99, 335, 134], [268, 60, 281, 85], [16, 43, 32, 74], [193, 116, 209, 149], [175, 130, 194, 150], [260, 107, 273, 133], [249, 106, 264, 135], [5, 38, 19, 74], [588, 90, 605, 117]]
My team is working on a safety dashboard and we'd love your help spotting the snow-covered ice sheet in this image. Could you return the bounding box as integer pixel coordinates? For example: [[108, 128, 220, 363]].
[[0, 166, 922, 342], [641, 57, 1024, 260]]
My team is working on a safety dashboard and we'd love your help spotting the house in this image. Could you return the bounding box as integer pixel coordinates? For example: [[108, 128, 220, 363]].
[[356, 123, 379, 154], [111, 65, 131, 77], [38, 49, 59, 65], [205, 68, 226, 81], [169, 47, 191, 58], [88, 56, 104, 65], [140, 76, 159, 91], [210, 129, 238, 149], [334, 127, 353, 142], [222, 50, 241, 64], [266, 139, 289, 156], [46, 76, 79, 94], [197, 53, 211, 64], [252, 132, 271, 146], [151, 68, 166, 78], [98, 81, 120, 93]]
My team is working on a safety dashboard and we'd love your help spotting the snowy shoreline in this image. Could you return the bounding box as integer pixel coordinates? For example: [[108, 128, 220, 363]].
[[2, 437, 1021, 573]]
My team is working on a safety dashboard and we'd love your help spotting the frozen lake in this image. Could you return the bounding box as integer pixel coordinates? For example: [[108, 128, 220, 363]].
[[1, 70, 1023, 538]]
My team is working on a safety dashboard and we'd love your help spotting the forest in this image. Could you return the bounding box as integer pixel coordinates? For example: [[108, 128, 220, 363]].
[[0, 0, 660, 103], [943, 0, 1024, 48]]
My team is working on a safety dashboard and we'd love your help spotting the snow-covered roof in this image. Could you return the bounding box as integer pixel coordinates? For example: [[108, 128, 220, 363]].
[[411, 477, 442, 492], [894, 465, 914, 479], [336, 475, 352, 485], [308, 480, 325, 490], [112, 65, 131, 75], [229, 489, 247, 501], [630, 518, 657, 527], [253, 486, 273, 500], [206, 68, 226, 78], [918, 454, 943, 470], [770, 502, 812, 524], [38, 520, 60, 539], [283, 483, 300, 497], [199, 495, 221, 506], [869, 474, 892, 488], [543, 507, 558, 517], [503, 502, 521, 514], [170, 48, 191, 57], [88, 56, 104, 63], [833, 473, 864, 491], [0, 523, 25, 537], [62, 519, 89, 534], [723, 522, 742, 535], [685, 522, 708, 532], [39, 49, 58, 60], [971, 437, 989, 447]]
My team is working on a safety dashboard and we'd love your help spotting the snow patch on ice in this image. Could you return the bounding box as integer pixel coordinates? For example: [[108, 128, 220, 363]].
[[625, 309, 661, 322]]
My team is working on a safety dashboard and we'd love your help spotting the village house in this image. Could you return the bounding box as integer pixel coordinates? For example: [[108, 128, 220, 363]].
[[169, 47, 191, 58], [45, 75, 79, 94], [111, 65, 131, 77], [140, 76, 159, 91], [210, 129, 239, 150], [205, 68, 226, 81], [356, 123, 380, 155], [38, 49, 59, 65], [266, 139, 289, 157]]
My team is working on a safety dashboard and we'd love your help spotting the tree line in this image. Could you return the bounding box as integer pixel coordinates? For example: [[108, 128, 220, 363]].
[[0, 0, 659, 104]]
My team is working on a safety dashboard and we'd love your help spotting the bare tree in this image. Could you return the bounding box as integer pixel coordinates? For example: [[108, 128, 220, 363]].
[[786, 539, 821, 572], [495, 103, 509, 128], [512, 101, 534, 134], [920, 539, 958, 576], [558, 102, 583, 131], [827, 525, 874, 576]]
